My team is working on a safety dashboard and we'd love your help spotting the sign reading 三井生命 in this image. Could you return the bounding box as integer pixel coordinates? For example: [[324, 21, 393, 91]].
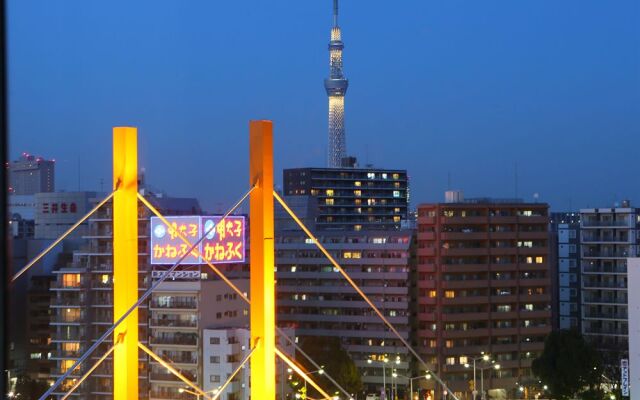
[[150, 216, 245, 265]]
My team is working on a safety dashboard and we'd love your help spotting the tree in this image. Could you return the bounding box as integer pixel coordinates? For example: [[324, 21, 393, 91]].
[[531, 329, 603, 400], [297, 336, 363, 397], [14, 376, 51, 400]]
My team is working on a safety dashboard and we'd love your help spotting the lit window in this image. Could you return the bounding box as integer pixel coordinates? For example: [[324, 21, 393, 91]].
[[62, 274, 80, 288], [101, 274, 109, 284], [382, 173, 388, 179], [524, 304, 534, 311], [354, 190, 362, 197], [356, 207, 362, 214], [522, 210, 533, 216], [459, 356, 468, 364], [355, 199, 362, 205], [392, 173, 400, 179], [428, 290, 437, 298], [535, 256, 544, 264], [389, 310, 397, 317], [446, 357, 456, 365], [325, 198, 334, 205], [352, 251, 362, 259], [393, 191, 400, 198], [367, 172, 376, 179], [344, 252, 352, 259], [445, 291, 455, 298], [355, 181, 362, 187], [305, 238, 314, 244], [526, 257, 533, 264], [445, 340, 453, 348], [290, 266, 297, 272], [429, 340, 437, 348], [394, 207, 400, 213], [368, 199, 376, 205], [393, 216, 401, 222], [326, 189, 334, 196], [354, 225, 362, 231]]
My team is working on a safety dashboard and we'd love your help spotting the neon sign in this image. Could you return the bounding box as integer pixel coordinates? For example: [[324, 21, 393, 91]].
[[150, 216, 246, 265]]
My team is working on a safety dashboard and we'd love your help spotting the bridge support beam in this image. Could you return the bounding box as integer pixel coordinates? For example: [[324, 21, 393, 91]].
[[249, 120, 276, 399], [113, 127, 139, 400]]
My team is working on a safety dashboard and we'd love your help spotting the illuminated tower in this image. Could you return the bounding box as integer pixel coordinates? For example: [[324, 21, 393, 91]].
[[325, 0, 349, 168]]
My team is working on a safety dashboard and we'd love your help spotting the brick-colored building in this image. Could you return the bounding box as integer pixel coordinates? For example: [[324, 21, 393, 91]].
[[416, 199, 551, 399]]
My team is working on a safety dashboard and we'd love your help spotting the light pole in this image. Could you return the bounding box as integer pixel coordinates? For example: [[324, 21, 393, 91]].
[[302, 367, 325, 399], [478, 363, 500, 400], [396, 373, 432, 400], [367, 356, 390, 399], [463, 353, 490, 399]]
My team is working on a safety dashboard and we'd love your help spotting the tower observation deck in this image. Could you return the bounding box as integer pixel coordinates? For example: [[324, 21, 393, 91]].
[[325, 0, 349, 168]]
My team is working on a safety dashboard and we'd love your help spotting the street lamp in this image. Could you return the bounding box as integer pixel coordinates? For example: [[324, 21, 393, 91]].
[[478, 363, 500, 400], [395, 373, 432, 400], [367, 357, 390, 399], [463, 353, 491, 399], [299, 367, 324, 399]]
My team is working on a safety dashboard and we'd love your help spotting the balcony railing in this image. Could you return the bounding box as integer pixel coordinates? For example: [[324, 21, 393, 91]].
[[582, 220, 633, 227], [583, 312, 628, 320], [583, 296, 628, 304], [150, 371, 196, 382], [583, 265, 627, 274], [150, 300, 197, 309], [583, 250, 632, 258], [582, 281, 627, 289], [584, 327, 628, 335], [149, 319, 198, 328], [149, 336, 198, 346]]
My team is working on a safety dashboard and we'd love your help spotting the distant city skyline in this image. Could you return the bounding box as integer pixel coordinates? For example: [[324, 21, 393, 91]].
[[8, 0, 640, 211]]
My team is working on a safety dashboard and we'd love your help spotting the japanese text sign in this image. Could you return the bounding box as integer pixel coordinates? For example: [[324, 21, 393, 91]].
[[150, 216, 245, 265]]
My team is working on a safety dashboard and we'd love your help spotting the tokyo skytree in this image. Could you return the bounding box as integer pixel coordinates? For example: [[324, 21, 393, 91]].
[[324, 0, 349, 168]]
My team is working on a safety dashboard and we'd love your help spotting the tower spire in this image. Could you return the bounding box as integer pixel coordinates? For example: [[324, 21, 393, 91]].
[[325, 0, 349, 168]]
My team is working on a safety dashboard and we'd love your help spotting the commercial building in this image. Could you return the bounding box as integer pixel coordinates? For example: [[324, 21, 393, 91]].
[[416, 196, 552, 399], [580, 202, 640, 369], [49, 193, 202, 399], [275, 229, 414, 396], [549, 212, 581, 330], [282, 166, 409, 231], [9, 153, 55, 195]]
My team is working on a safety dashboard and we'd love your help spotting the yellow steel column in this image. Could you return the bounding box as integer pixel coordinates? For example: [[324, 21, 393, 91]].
[[112, 127, 139, 400], [249, 120, 276, 399]]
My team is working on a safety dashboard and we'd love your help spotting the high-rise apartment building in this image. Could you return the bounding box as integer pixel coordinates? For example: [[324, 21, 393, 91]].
[[282, 166, 409, 231], [580, 202, 640, 369], [276, 230, 413, 395], [148, 279, 249, 400], [416, 199, 551, 399], [49, 194, 202, 399], [9, 153, 55, 195], [549, 212, 581, 330]]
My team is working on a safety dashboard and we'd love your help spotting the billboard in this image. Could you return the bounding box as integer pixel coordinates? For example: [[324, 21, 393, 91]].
[[150, 216, 245, 265]]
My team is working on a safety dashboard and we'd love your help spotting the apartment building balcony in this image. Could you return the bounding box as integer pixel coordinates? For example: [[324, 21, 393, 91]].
[[149, 300, 197, 310], [441, 263, 488, 273], [417, 247, 436, 257], [440, 312, 489, 322], [519, 310, 552, 319], [519, 278, 550, 287], [583, 295, 628, 305], [520, 325, 551, 335], [582, 234, 630, 243], [51, 297, 86, 307], [149, 319, 198, 329], [440, 216, 488, 225], [149, 335, 198, 346], [443, 296, 490, 305], [50, 281, 87, 290], [150, 391, 194, 400], [417, 312, 436, 322], [51, 348, 85, 359], [440, 232, 488, 241], [441, 247, 489, 257], [518, 293, 551, 302], [417, 230, 436, 240], [489, 263, 519, 272], [582, 220, 633, 228], [417, 279, 436, 289], [441, 328, 490, 339], [583, 311, 628, 320], [151, 354, 198, 365], [441, 279, 489, 289], [582, 280, 627, 290], [583, 326, 628, 336], [490, 279, 518, 288], [150, 371, 197, 383], [582, 250, 633, 259], [582, 264, 627, 274]]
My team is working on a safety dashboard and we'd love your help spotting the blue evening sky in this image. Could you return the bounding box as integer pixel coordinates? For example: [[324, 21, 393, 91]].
[[8, 1, 640, 212]]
